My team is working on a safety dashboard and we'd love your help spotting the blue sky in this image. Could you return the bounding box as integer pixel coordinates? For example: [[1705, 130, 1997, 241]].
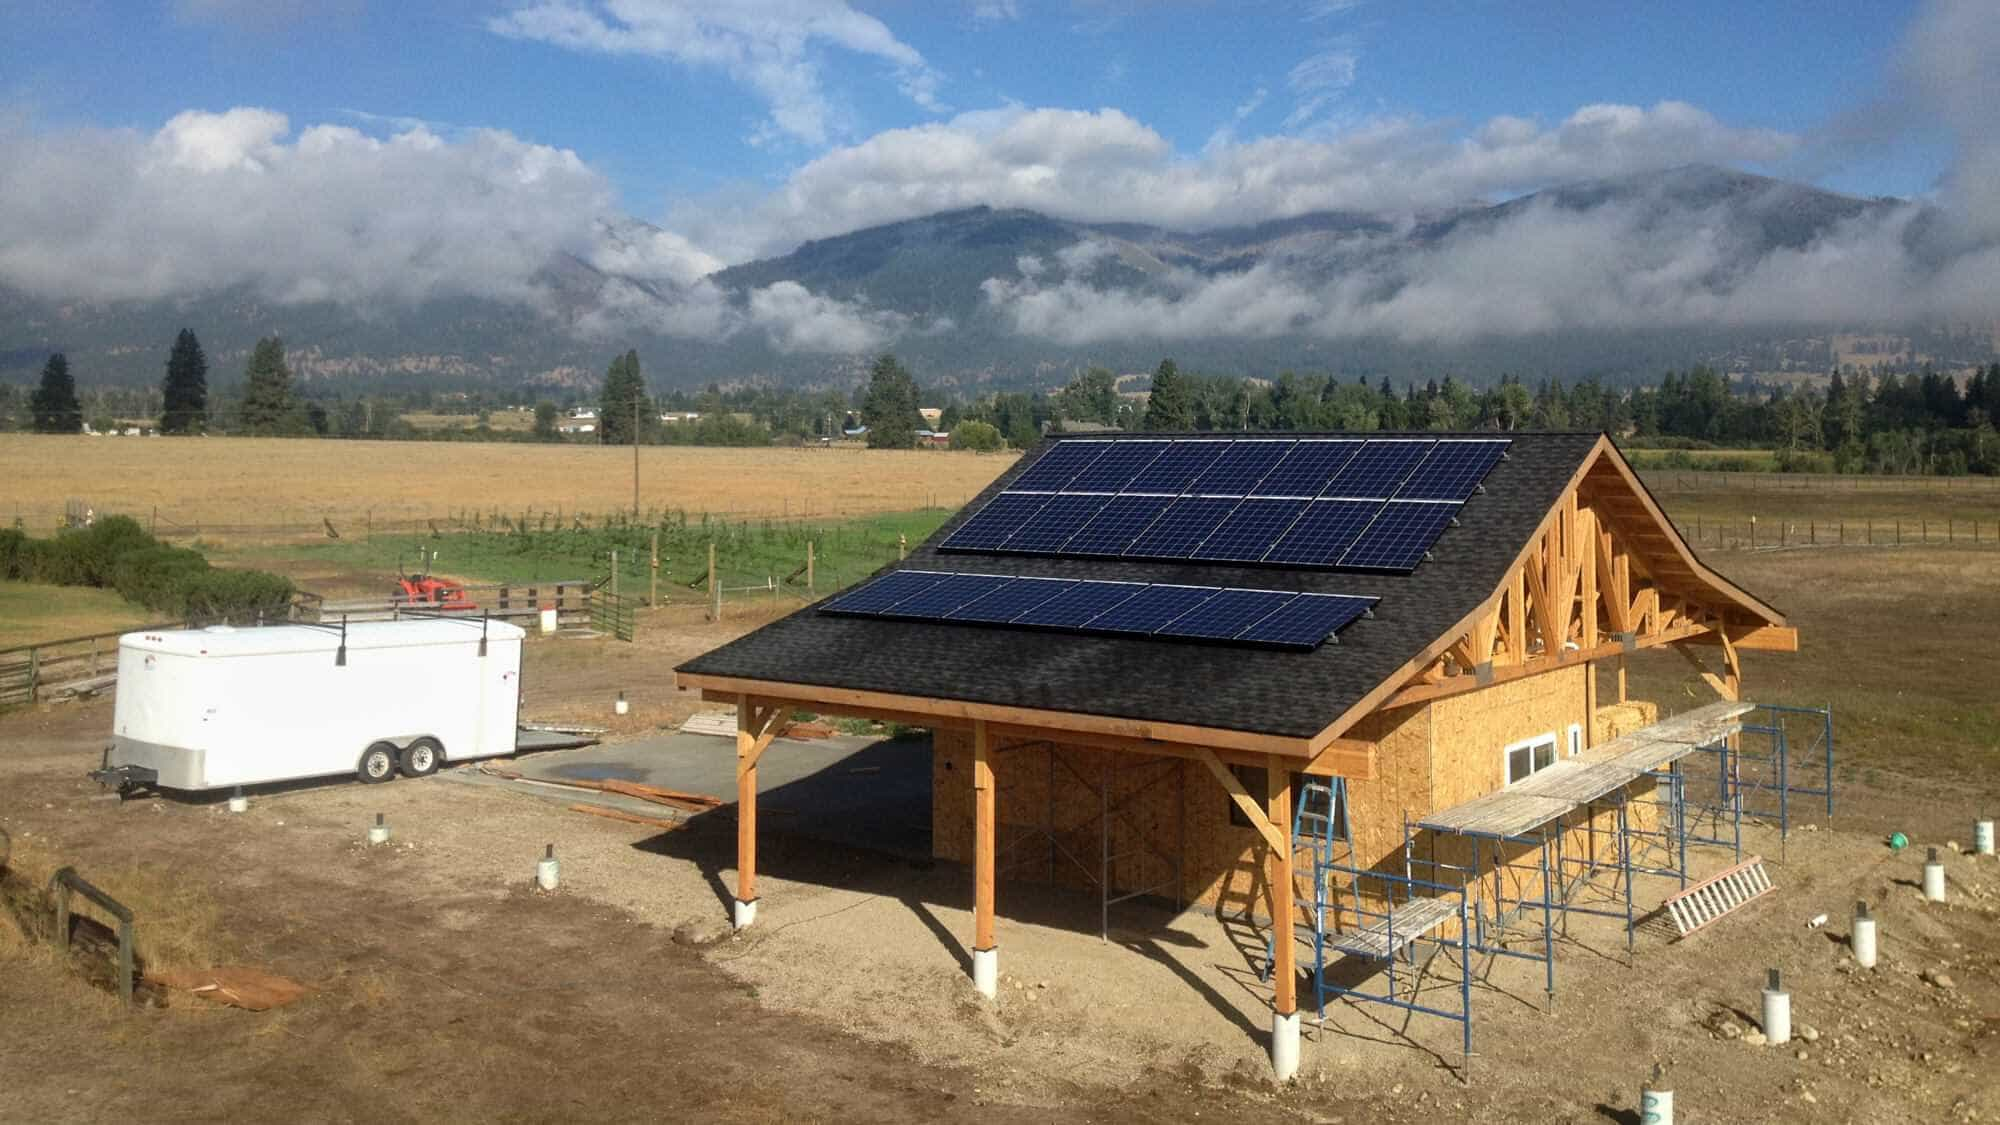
[[1, 0, 1949, 215]]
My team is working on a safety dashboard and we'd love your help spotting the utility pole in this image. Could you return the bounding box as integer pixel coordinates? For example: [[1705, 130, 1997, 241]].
[[632, 392, 642, 519]]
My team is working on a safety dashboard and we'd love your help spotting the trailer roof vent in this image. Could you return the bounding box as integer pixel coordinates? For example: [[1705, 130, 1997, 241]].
[[203, 625, 237, 634]]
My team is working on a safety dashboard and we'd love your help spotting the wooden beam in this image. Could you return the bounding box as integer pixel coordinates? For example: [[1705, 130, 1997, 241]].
[[1195, 749, 1286, 853], [1673, 642, 1738, 702], [1268, 755, 1296, 1019], [1381, 619, 1714, 709], [1727, 625, 1799, 652], [972, 720, 995, 953], [680, 672, 1314, 758], [1522, 551, 1560, 654], [1299, 738, 1377, 780]]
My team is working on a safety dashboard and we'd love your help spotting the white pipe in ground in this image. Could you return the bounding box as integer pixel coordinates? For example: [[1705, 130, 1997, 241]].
[[1852, 901, 1878, 968], [1641, 1065, 1673, 1125], [1976, 818, 1994, 857], [1923, 847, 1947, 903], [1761, 968, 1791, 1046], [367, 812, 390, 846], [972, 947, 998, 1000], [1271, 1011, 1301, 1082], [536, 844, 559, 891], [614, 691, 629, 716], [227, 788, 248, 814], [732, 897, 757, 929]]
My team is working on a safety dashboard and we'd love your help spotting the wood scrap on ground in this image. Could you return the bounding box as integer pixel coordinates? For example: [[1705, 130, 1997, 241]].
[[566, 804, 685, 831], [149, 966, 310, 1011]]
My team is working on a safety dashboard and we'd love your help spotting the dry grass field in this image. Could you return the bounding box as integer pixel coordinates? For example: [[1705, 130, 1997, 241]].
[[0, 434, 1018, 533]]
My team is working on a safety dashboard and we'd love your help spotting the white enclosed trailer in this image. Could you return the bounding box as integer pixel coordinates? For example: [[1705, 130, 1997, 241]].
[[99, 617, 526, 792]]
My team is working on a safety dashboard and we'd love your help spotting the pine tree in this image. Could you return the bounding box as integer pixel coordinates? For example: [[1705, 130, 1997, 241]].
[[1142, 358, 1193, 431], [160, 328, 208, 434], [239, 336, 296, 435], [598, 350, 651, 445], [30, 352, 81, 433], [862, 353, 921, 449]]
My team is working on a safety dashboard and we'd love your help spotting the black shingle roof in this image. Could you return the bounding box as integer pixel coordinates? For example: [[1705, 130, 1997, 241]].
[[677, 432, 1603, 740]]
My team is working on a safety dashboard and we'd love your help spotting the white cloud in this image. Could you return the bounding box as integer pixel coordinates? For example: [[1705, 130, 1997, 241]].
[[487, 0, 945, 146], [1284, 39, 1360, 130], [0, 107, 904, 355], [978, 188, 2000, 346], [677, 101, 1800, 262], [969, 0, 1020, 22]]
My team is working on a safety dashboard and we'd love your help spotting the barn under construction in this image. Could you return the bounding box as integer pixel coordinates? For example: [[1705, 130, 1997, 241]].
[[674, 431, 1806, 1077]]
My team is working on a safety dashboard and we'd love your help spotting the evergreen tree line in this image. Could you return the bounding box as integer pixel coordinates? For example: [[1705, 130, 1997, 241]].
[[6, 334, 1997, 475]]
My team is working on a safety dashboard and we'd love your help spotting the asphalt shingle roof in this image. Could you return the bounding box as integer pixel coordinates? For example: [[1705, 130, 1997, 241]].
[[677, 431, 1603, 740]]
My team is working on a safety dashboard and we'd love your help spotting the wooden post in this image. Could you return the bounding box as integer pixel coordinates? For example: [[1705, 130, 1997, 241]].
[[1583, 659, 1599, 748], [650, 530, 659, 607], [736, 696, 759, 922], [610, 550, 619, 598], [709, 542, 720, 622], [1268, 756, 1296, 1021], [898, 533, 907, 561], [1616, 652, 1628, 703], [806, 540, 816, 596], [972, 721, 996, 966]]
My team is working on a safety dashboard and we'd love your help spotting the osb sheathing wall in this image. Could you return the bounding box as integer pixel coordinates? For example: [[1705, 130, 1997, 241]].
[[932, 661, 1663, 918]]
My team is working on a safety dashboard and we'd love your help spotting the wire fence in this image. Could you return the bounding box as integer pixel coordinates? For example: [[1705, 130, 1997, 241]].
[[1671, 515, 2000, 551]]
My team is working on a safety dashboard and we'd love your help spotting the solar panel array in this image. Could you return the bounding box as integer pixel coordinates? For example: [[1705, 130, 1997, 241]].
[[940, 436, 1507, 573], [821, 570, 1375, 651]]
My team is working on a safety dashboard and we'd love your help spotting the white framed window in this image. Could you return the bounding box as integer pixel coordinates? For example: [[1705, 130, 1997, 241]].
[[1567, 723, 1585, 758], [1504, 731, 1560, 787]]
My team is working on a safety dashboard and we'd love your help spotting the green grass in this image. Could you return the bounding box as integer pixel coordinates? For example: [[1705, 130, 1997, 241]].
[[0, 582, 156, 648], [241, 509, 954, 597]]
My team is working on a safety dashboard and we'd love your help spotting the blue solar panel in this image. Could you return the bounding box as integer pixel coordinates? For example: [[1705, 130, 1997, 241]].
[[1084, 584, 1219, 634], [1154, 588, 1299, 640], [1322, 440, 1433, 498], [1123, 441, 1230, 494], [1339, 501, 1461, 571], [1187, 440, 1295, 496], [822, 570, 950, 614], [1252, 440, 1363, 498], [1191, 498, 1308, 562], [1012, 579, 1146, 627], [1009, 440, 1109, 492], [1002, 493, 1112, 554], [1123, 497, 1238, 559], [939, 492, 1050, 551], [1237, 593, 1373, 648], [1395, 440, 1508, 501], [1064, 440, 1170, 492], [1263, 499, 1384, 566], [1063, 495, 1172, 555], [944, 577, 1075, 622], [879, 573, 1013, 617]]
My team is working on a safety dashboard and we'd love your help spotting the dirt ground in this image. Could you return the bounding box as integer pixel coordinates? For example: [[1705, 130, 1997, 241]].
[[3, 546, 1999, 1123]]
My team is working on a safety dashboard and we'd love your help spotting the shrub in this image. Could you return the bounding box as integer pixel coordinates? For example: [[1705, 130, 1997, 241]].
[[4, 517, 292, 621]]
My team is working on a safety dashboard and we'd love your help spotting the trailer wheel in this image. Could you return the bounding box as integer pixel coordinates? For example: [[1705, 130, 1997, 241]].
[[358, 742, 398, 784], [399, 738, 443, 778]]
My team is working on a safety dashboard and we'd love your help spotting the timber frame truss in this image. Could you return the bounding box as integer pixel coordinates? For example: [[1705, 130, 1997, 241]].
[[1320, 437, 1797, 732]]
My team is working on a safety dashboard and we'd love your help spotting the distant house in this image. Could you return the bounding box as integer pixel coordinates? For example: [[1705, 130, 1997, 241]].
[[567, 407, 598, 420], [918, 407, 943, 428], [920, 431, 952, 448], [843, 425, 868, 438], [659, 411, 702, 424], [558, 421, 596, 435]]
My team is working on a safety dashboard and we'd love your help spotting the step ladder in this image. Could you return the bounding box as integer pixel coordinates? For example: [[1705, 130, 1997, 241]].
[[1663, 854, 1773, 939]]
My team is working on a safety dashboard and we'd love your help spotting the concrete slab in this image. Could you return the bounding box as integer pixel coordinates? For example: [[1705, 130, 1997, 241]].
[[497, 731, 934, 858]]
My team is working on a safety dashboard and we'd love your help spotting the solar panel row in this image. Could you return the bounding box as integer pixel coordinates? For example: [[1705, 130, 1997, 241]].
[[1000, 436, 1504, 501], [941, 435, 1503, 573], [942, 492, 1459, 569], [821, 570, 1374, 651]]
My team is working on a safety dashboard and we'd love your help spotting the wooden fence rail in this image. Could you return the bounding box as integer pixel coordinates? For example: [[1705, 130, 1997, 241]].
[[313, 580, 598, 625], [0, 624, 178, 707]]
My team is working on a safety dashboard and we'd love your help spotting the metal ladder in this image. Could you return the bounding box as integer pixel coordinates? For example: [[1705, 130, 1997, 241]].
[[1292, 777, 1353, 1019], [1663, 854, 1773, 938]]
